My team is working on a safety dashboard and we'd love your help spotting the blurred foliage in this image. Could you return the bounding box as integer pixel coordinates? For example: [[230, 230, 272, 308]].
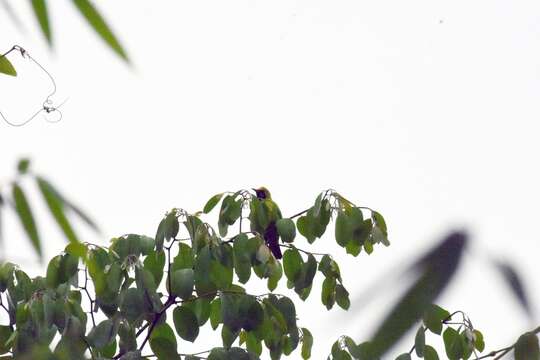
[[0, 0, 128, 66], [0, 159, 100, 262], [0, 164, 538, 359]]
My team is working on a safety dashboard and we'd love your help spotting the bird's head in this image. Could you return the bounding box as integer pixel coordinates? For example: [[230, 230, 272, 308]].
[[253, 187, 271, 200]]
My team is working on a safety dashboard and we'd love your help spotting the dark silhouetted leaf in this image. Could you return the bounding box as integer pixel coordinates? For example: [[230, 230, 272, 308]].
[[415, 326, 425, 357], [173, 306, 199, 342], [515, 332, 540, 360], [494, 260, 532, 317]]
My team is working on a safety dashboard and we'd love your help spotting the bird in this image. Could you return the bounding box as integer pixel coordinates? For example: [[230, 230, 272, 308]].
[[252, 187, 283, 259]]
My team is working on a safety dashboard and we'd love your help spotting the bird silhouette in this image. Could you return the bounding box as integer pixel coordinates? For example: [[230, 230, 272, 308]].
[[252, 187, 283, 259]]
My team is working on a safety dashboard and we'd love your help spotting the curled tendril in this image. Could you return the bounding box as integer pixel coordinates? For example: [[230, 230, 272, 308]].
[[0, 45, 67, 127]]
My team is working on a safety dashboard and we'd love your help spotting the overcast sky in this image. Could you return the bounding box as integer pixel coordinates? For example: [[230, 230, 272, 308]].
[[1, 0, 540, 358]]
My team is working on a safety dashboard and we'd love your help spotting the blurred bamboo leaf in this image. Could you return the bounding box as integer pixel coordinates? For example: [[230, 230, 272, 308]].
[[0, 55, 16, 76], [30, 0, 52, 45], [1, 0, 25, 31], [36, 177, 79, 244], [12, 183, 42, 258], [71, 0, 129, 62], [369, 231, 468, 357], [494, 260, 532, 317]]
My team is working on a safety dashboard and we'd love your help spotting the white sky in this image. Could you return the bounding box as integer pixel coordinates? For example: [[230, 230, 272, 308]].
[[1, 0, 540, 358]]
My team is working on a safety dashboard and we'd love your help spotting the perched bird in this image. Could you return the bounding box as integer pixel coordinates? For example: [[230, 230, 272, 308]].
[[252, 187, 283, 259]]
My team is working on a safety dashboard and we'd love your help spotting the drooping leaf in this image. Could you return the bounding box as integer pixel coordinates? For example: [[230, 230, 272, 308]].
[[170, 269, 194, 300], [369, 231, 467, 357], [283, 248, 303, 283], [173, 306, 199, 342], [12, 183, 41, 258], [149, 323, 178, 359], [36, 177, 79, 244], [144, 249, 166, 287], [473, 330, 485, 352], [515, 332, 540, 360], [87, 319, 117, 349], [423, 345, 439, 360], [335, 284, 350, 310], [0, 55, 16, 76], [443, 327, 464, 360], [0, 325, 13, 354], [414, 326, 425, 357], [30, 0, 52, 45], [276, 218, 296, 243], [71, 0, 129, 61], [301, 327, 313, 359]]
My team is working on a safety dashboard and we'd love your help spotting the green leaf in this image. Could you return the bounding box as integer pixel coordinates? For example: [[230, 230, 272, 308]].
[[170, 269, 194, 300], [194, 246, 217, 297], [17, 158, 30, 174], [45, 255, 61, 288], [369, 232, 467, 358], [173, 306, 199, 342], [283, 249, 303, 282], [120, 288, 145, 324], [184, 297, 211, 326], [71, 0, 129, 61], [515, 332, 540, 360], [335, 211, 352, 247], [221, 325, 239, 349], [0, 326, 13, 354], [210, 298, 222, 330], [36, 177, 79, 244], [12, 183, 41, 258], [443, 327, 464, 360], [415, 326, 425, 357], [87, 319, 117, 349], [172, 243, 194, 271], [335, 284, 350, 310], [276, 218, 296, 243], [372, 211, 387, 236], [301, 327, 313, 359], [276, 296, 296, 332], [0, 55, 16, 76], [473, 330, 485, 352], [149, 323, 178, 359], [30, 0, 52, 45], [395, 354, 411, 360], [424, 345, 439, 360], [423, 304, 450, 335], [233, 234, 252, 284], [144, 250, 166, 287], [321, 276, 336, 310], [203, 193, 224, 213]]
